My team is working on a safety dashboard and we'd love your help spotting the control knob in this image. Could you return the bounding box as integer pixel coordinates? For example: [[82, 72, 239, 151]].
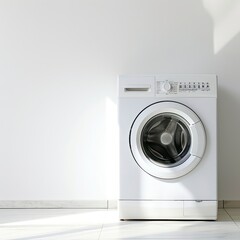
[[161, 81, 172, 93]]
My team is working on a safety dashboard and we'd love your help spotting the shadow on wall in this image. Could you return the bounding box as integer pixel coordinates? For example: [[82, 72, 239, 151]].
[[215, 36, 240, 200], [202, 0, 240, 200]]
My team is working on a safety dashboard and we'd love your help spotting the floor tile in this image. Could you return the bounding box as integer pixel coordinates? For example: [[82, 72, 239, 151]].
[[225, 208, 240, 228], [0, 225, 102, 240], [0, 209, 104, 240], [99, 209, 240, 239], [0, 209, 105, 225], [0, 209, 239, 239], [218, 209, 233, 221], [225, 208, 240, 219]]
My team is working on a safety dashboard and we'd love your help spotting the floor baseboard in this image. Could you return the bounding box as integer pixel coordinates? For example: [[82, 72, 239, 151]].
[[218, 200, 224, 209], [223, 201, 240, 208], [0, 200, 238, 209], [0, 200, 108, 209]]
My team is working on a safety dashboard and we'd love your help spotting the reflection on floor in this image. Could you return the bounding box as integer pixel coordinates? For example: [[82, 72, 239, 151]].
[[0, 208, 240, 239]]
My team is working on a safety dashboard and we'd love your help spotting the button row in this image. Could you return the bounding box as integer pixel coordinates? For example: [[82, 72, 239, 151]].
[[179, 82, 209, 90]]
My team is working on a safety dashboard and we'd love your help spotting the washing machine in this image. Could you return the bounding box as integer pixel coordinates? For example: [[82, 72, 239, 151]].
[[118, 74, 217, 220]]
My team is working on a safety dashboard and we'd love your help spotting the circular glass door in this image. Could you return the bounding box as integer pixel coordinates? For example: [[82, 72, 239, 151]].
[[130, 101, 206, 179], [141, 113, 191, 168]]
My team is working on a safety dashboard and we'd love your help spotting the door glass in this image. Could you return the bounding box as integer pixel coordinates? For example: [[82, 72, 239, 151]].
[[141, 113, 191, 167]]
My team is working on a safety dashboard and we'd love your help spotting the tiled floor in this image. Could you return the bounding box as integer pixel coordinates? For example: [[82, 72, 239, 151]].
[[0, 209, 240, 239]]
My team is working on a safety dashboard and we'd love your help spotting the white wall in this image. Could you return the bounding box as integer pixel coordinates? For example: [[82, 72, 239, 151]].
[[0, 0, 239, 201]]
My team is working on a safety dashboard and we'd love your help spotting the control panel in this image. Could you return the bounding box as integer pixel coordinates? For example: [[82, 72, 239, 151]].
[[156, 80, 211, 95]]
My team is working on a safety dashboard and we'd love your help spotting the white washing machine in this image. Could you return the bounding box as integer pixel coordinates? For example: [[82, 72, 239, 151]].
[[118, 74, 217, 220]]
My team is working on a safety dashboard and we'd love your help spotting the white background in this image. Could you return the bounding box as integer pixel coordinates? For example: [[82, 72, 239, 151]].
[[0, 0, 239, 201]]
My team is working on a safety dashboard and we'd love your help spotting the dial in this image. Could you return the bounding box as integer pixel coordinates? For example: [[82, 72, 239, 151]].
[[161, 81, 171, 93]]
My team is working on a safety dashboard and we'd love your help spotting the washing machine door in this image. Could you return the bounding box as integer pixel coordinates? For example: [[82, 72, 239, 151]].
[[130, 101, 206, 179]]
